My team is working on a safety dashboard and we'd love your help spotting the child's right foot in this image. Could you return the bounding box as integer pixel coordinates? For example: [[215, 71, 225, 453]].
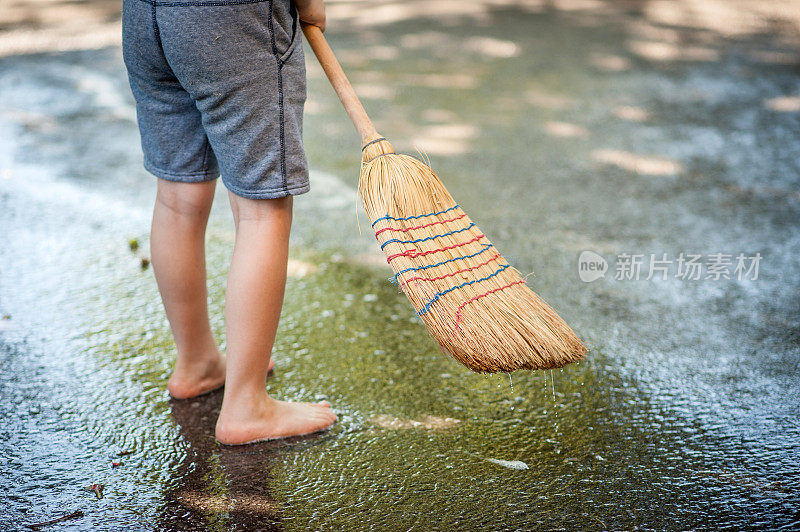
[[216, 395, 337, 445]]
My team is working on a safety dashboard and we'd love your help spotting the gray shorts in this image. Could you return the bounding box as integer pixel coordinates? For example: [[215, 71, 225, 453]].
[[122, 0, 309, 199]]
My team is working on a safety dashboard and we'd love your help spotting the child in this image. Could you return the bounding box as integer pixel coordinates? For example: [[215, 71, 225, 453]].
[[122, 0, 336, 444]]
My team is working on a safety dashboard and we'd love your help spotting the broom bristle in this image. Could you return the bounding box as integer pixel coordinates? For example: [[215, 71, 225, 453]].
[[358, 137, 587, 373]]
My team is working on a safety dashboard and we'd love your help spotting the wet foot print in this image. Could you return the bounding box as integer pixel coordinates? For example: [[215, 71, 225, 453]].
[[216, 396, 337, 445]]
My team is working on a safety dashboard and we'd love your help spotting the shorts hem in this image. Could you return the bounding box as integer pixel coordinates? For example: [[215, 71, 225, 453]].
[[134, 0, 269, 6], [145, 162, 220, 183], [223, 179, 310, 199]]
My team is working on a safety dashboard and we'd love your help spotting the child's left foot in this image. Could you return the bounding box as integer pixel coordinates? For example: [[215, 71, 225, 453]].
[[168, 351, 227, 399], [168, 355, 276, 399]]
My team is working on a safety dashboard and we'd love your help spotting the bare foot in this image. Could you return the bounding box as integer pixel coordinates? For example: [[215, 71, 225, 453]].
[[168, 352, 227, 399], [168, 356, 276, 399], [216, 395, 337, 445]]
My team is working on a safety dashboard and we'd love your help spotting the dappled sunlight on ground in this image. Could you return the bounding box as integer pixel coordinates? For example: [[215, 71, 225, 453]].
[[405, 72, 479, 89], [589, 51, 632, 72], [612, 105, 652, 122], [641, 0, 800, 36], [399, 31, 452, 50], [371, 414, 461, 430], [364, 44, 401, 61], [351, 82, 396, 100], [287, 259, 319, 278], [349, 250, 390, 268], [174, 491, 279, 516], [627, 40, 720, 62], [591, 149, 684, 176], [463, 36, 521, 58], [398, 30, 520, 61], [0, 0, 121, 56], [410, 123, 479, 156], [765, 96, 800, 112], [327, 0, 512, 27], [302, 97, 327, 115], [544, 121, 589, 138]]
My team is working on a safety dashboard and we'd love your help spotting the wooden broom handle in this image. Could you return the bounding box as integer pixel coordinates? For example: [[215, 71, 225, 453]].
[[301, 23, 379, 143]]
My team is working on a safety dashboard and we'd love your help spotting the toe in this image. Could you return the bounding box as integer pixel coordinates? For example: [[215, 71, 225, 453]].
[[314, 407, 336, 423]]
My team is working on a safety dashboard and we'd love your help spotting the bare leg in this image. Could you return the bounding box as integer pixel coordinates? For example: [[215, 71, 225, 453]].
[[151, 178, 227, 399], [215, 192, 336, 445]]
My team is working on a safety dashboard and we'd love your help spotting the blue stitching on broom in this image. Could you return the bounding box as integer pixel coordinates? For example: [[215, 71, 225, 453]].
[[391, 244, 494, 284], [371, 204, 459, 227], [416, 263, 512, 316], [379, 223, 476, 250]]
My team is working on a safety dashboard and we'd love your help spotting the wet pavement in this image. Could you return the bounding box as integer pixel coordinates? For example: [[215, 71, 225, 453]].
[[1, 1, 799, 530]]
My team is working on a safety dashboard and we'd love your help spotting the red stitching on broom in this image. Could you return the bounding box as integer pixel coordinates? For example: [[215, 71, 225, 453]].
[[400, 253, 502, 285], [374, 213, 467, 237], [386, 234, 485, 263], [452, 280, 526, 332]]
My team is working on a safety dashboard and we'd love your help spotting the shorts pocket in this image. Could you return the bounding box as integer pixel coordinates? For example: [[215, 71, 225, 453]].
[[271, 0, 301, 64]]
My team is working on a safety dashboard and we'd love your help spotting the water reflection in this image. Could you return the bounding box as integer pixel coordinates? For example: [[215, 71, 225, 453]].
[[160, 392, 286, 530]]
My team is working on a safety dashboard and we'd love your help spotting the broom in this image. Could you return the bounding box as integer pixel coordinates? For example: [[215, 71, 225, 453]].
[[301, 25, 587, 373]]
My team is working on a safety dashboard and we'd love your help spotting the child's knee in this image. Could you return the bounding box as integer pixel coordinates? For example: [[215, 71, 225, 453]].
[[156, 178, 216, 217], [229, 194, 293, 224]]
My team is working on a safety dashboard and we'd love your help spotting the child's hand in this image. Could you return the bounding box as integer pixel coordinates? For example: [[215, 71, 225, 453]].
[[295, 0, 326, 32]]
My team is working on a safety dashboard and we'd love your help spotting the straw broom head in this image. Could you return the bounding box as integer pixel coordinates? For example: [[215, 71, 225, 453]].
[[301, 25, 587, 373], [360, 137, 587, 373]]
